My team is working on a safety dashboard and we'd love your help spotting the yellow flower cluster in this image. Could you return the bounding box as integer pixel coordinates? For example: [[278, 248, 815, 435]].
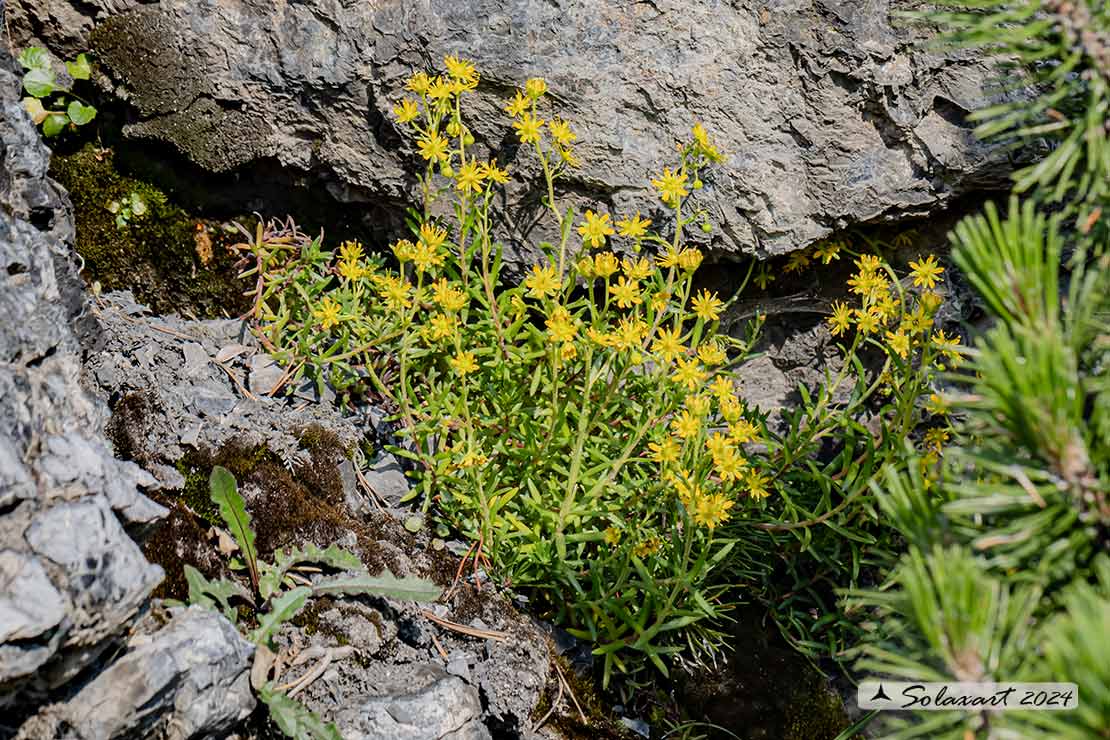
[[502, 76, 580, 168]]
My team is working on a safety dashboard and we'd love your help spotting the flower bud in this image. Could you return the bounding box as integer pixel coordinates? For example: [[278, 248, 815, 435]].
[[700, 222, 713, 234], [693, 179, 704, 190], [441, 163, 455, 177]]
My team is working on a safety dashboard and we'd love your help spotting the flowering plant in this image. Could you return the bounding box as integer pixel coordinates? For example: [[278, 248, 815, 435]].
[[238, 58, 956, 681]]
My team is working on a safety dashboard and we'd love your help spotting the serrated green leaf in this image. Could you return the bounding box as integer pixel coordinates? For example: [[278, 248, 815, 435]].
[[17, 47, 50, 71], [65, 53, 91, 80], [250, 586, 310, 647], [41, 113, 68, 137], [312, 570, 442, 602], [184, 564, 250, 623], [66, 100, 96, 126], [209, 466, 260, 590], [259, 684, 343, 740], [259, 543, 363, 600], [23, 68, 56, 99]]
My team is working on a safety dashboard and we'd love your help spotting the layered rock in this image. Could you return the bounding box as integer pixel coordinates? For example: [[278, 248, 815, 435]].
[[9, 0, 1013, 261]]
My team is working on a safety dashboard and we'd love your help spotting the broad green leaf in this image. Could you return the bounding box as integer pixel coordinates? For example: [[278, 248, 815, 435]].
[[259, 684, 343, 740], [21, 97, 49, 125], [23, 68, 55, 99], [66, 101, 96, 126], [250, 586, 310, 646], [66, 53, 91, 80], [17, 47, 50, 71], [312, 570, 442, 602], [41, 113, 68, 137], [209, 466, 260, 589]]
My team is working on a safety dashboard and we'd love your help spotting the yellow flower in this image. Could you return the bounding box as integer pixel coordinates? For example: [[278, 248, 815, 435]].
[[313, 297, 343, 330], [691, 492, 734, 530], [393, 98, 420, 124], [417, 133, 450, 161], [719, 395, 743, 423], [855, 307, 882, 335], [651, 167, 689, 206], [656, 246, 682, 269], [548, 118, 576, 146], [617, 212, 652, 239], [339, 240, 364, 262], [828, 301, 853, 336], [729, 419, 759, 444], [925, 393, 949, 416], [420, 222, 448, 251], [904, 305, 933, 334], [784, 251, 811, 274], [885, 329, 911, 359], [652, 325, 685, 363], [524, 263, 560, 299], [855, 254, 882, 274], [697, 342, 727, 366], [392, 238, 415, 263], [909, 255, 944, 289], [603, 527, 621, 546], [482, 160, 510, 184], [672, 357, 707, 390], [691, 290, 723, 321], [686, 394, 712, 417], [920, 290, 943, 314], [678, 248, 704, 272], [924, 427, 949, 453], [338, 259, 364, 282], [746, 471, 771, 500], [634, 537, 662, 557], [444, 55, 478, 84], [407, 72, 432, 95], [690, 122, 723, 162], [514, 112, 545, 144], [376, 275, 412, 310], [622, 257, 653, 281], [593, 252, 620, 278], [449, 351, 479, 376], [504, 91, 530, 117], [650, 291, 670, 313], [578, 210, 616, 248], [932, 330, 962, 369], [613, 316, 648, 350], [432, 278, 467, 312], [412, 241, 444, 274], [560, 342, 577, 361], [426, 76, 456, 103], [812, 240, 842, 264], [705, 432, 734, 459], [713, 449, 747, 483], [648, 437, 681, 465], [525, 77, 548, 99], [455, 160, 486, 195], [426, 313, 457, 341], [587, 327, 616, 348], [671, 409, 701, 440], [611, 276, 642, 308], [545, 305, 577, 344], [558, 146, 581, 168], [575, 256, 595, 278], [710, 375, 734, 399]]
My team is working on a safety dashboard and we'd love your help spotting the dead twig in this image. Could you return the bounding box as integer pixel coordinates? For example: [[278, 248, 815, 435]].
[[354, 464, 388, 515], [420, 609, 509, 641], [532, 665, 565, 733], [553, 657, 586, 724], [431, 634, 449, 660]]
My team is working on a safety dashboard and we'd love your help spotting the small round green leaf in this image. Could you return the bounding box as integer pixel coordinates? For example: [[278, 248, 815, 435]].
[[17, 47, 50, 71], [66, 101, 97, 126], [41, 112, 68, 138], [65, 53, 92, 80], [21, 97, 49, 125], [22, 68, 55, 98]]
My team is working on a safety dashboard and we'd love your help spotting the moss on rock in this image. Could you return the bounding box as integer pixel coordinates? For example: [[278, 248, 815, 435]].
[[49, 143, 250, 317]]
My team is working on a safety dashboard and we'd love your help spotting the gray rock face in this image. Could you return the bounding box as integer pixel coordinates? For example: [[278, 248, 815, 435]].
[[10, 0, 1013, 260], [16, 606, 256, 740], [0, 34, 255, 739]]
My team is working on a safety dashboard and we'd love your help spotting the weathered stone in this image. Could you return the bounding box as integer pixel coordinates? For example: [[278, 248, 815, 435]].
[[15, 606, 256, 740], [11, 0, 1016, 261]]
